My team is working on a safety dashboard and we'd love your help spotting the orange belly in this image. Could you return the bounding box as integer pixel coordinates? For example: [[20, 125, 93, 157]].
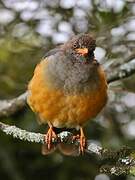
[[27, 60, 107, 128]]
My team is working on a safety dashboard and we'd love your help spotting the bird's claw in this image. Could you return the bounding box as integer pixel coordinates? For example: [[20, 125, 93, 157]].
[[45, 127, 57, 149], [72, 133, 86, 154]]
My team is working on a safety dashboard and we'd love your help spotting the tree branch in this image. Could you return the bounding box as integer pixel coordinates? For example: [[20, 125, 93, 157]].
[[107, 59, 135, 83], [0, 121, 135, 176], [0, 121, 44, 143], [0, 92, 28, 118]]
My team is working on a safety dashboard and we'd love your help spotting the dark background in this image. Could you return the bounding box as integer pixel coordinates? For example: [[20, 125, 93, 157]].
[[0, 0, 135, 180]]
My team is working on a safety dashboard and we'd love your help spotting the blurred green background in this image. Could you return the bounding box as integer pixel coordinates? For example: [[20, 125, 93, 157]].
[[0, 0, 135, 180]]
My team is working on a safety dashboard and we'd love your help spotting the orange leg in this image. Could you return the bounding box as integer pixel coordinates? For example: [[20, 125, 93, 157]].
[[79, 127, 86, 154], [45, 124, 57, 150], [73, 127, 86, 154]]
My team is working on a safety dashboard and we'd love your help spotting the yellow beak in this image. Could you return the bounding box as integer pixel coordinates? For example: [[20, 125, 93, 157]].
[[76, 48, 88, 56]]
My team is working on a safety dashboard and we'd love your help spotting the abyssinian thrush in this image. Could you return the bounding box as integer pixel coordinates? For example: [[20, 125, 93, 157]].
[[27, 34, 108, 155]]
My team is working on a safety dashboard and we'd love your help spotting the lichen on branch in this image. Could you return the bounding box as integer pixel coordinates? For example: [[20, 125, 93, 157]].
[[1, 121, 135, 176]]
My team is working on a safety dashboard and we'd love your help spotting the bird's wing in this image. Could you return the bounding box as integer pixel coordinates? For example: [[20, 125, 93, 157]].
[[43, 45, 62, 58]]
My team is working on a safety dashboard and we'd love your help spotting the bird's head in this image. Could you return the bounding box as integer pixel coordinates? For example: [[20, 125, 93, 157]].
[[64, 34, 96, 64]]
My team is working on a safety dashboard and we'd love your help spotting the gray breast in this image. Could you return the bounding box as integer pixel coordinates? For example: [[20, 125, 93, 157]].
[[44, 52, 100, 94]]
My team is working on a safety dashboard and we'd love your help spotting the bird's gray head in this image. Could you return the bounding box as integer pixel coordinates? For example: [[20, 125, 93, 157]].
[[63, 34, 96, 64]]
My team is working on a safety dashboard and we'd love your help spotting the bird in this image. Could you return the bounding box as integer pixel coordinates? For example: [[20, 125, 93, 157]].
[[27, 34, 108, 155]]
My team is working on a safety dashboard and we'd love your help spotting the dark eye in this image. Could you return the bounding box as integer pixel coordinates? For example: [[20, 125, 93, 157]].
[[73, 42, 78, 49]]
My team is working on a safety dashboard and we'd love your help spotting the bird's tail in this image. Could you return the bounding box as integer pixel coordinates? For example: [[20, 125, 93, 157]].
[[57, 143, 80, 156], [41, 144, 56, 155], [41, 143, 79, 156]]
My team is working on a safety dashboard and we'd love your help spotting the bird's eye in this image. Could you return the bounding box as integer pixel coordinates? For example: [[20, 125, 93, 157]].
[[73, 43, 78, 49]]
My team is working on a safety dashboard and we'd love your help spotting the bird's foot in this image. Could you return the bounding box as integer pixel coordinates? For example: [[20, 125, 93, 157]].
[[72, 128, 86, 154], [45, 126, 57, 149]]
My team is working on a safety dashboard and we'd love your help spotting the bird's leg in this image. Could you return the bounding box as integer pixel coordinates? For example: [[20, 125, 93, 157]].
[[45, 123, 57, 150], [72, 127, 86, 154], [79, 127, 86, 154]]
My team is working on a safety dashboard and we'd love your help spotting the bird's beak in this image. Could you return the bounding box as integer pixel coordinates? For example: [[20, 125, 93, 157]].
[[76, 48, 88, 56]]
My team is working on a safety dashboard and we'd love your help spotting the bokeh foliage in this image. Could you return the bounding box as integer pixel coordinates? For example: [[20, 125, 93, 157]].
[[0, 0, 135, 180]]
